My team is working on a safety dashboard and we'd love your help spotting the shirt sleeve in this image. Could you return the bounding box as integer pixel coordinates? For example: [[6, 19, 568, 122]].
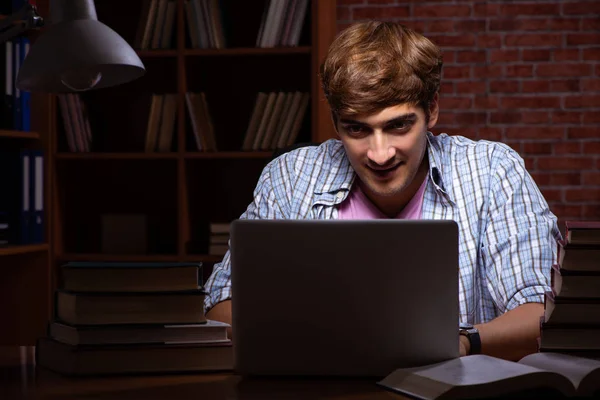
[[203, 160, 289, 313], [482, 146, 562, 313]]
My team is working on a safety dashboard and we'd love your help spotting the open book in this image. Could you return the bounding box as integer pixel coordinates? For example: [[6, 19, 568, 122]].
[[378, 353, 600, 399]]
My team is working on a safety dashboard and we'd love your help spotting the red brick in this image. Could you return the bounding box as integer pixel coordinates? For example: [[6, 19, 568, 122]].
[[550, 80, 580, 92], [552, 205, 583, 218], [454, 20, 486, 32], [562, 1, 600, 15], [500, 3, 560, 15], [414, 4, 471, 18], [474, 3, 499, 17], [490, 19, 519, 31], [522, 112, 550, 124], [473, 96, 498, 109], [524, 142, 553, 154], [583, 48, 600, 61], [596, 65, 600, 76], [517, 19, 551, 31], [566, 188, 600, 202], [490, 49, 520, 63], [569, 127, 600, 139], [479, 127, 503, 140], [426, 20, 455, 33], [583, 206, 600, 219], [501, 96, 561, 109], [490, 111, 521, 124], [437, 112, 456, 125], [440, 82, 454, 94], [506, 65, 534, 77], [583, 142, 600, 154], [443, 66, 471, 79], [536, 63, 592, 77], [549, 18, 582, 31], [473, 65, 503, 79], [455, 112, 487, 125], [550, 173, 582, 185], [352, 6, 410, 19], [505, 141, 523, 153], [553, 49, 581, 62], [524, 157, 536, 170], [506, 127, 564, 140], [504, 34, 562, 47], [403, 21, 426, 33], [539, 157, 594, 171], [583, 111, 600, 123], [581, 78, 600, 91], [564, 95, 600, 108], [522, 49, 552, 62], [455, 81, 486, 94], [477, 34, 502, 48], [428, 34, 477, 48], [541, 189, 563, 202], [522, 81, 551, 93], [531, 173, 551, 185], [457, 51, 487, 64], [443, 51, 457, 64], [339, 0, 365, 3], [567, 33, 600, 46], [552, 111, 582, 124], [367, 0, 394, 3], [583, 172, 600, 185], [441, 96, 472, 109], [490, 80, 519, 93], [582, 17, 600, 31], [554, 141, 582, 154]]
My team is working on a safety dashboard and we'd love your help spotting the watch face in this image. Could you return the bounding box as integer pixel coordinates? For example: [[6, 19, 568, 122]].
[[459, 322, 473, 330]]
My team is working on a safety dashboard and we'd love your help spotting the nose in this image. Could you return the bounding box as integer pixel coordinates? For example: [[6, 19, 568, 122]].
[[366, 133, 395, 166]]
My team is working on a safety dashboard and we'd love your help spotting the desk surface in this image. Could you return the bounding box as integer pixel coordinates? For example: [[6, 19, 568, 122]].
[[0, 347, 403, 399]]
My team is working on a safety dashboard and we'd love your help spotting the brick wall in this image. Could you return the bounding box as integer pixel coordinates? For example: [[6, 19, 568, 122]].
[[336, 0, 600, 228]]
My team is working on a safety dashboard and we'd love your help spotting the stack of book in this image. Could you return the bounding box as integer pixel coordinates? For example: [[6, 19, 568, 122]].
[[209, 223, 230, 256], [539, 221, 600, 359], [36, 261, 232, 376]]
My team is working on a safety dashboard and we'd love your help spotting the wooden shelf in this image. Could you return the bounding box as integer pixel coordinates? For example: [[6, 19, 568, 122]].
[[137, 50, 178, 58], [57, 253, 225, 263], [55, 153, 178, 160], [184, 46, 311, 57], [0, 130, 40, 139], [55, 152, 273, 160], [0, 244, 49, 257], [184, 151, 273, 159]]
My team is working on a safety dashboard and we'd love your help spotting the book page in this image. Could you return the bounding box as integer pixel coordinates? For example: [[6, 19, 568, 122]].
[[378, 355, 574, 399], [519, 352, 600, 394]]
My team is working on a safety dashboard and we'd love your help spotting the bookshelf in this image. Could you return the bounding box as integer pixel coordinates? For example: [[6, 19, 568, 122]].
[[0, 1, 53, 345], [45, 0, 338, 324]]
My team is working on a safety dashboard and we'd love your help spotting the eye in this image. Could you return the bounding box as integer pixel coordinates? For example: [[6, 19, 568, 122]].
[[343, 125, 367, 136], [388, 121, 411, 131]]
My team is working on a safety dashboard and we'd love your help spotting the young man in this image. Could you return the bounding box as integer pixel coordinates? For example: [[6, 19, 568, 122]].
[[204, 21, 561, 361]]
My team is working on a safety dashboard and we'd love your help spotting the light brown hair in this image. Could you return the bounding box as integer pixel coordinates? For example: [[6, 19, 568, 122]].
[[320, 21, 443, 122]]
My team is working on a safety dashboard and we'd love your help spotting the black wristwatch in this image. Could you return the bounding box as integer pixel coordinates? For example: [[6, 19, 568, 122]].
[[459, 323, 481, 355]]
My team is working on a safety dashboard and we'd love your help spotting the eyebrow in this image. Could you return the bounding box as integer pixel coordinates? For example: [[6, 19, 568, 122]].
[[339, 113, 418, 127]]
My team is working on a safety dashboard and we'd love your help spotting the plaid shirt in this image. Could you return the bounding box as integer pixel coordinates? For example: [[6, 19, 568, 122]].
[[204, 132, 561, 323]]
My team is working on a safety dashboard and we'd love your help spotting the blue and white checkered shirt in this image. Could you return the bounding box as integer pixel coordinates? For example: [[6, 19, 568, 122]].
[[204, 132, 561, 323]]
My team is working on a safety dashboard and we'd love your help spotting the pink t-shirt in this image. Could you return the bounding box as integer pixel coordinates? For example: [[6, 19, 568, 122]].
[[338, 176, 428, 220]]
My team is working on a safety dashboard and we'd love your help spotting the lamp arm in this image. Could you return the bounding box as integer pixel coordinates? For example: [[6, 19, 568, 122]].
[[0, 3, 44, 44]]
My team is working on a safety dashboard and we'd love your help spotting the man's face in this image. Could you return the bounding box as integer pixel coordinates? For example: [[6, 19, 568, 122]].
[[336, 100, 439, 209]]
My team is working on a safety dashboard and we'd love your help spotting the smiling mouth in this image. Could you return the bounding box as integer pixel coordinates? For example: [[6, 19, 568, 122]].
[[368, 163, 401, 179]]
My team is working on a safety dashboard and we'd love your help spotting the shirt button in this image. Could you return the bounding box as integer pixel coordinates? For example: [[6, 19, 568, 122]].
[[336, 192, 344, 200]]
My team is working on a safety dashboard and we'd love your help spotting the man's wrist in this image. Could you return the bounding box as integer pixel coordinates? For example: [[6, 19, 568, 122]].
[[459, 334, 471, 355]]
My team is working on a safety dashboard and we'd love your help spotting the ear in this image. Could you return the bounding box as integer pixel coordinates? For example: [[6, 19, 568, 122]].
[[427, 93, 439, 129]]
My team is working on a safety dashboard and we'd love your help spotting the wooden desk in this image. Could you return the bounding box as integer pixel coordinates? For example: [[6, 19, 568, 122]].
[[0, 347, 403, 399]]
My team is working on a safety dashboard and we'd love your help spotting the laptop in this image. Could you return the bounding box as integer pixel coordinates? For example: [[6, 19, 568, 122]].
[[230, 219, 459, 377]]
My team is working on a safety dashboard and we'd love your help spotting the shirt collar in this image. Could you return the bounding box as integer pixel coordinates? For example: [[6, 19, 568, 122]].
[[312, 133, 454, 205]]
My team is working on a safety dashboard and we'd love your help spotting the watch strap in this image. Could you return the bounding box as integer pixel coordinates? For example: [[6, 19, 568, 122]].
[[460, 327, 481, 355]]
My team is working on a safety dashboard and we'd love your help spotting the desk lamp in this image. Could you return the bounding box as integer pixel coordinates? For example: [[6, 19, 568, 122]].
[[0, 0, 145, 93]]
